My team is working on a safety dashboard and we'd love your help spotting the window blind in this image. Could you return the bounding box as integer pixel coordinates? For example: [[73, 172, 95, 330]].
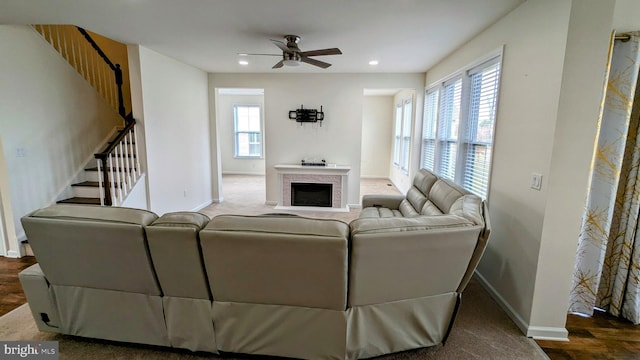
[[462, 61, 500, 197], [401, 99, 413, 172], [437, 78, 462, 181], [421, 89, 439, 171], [419, 54, 501, 199], [393, 105, 402, 166]]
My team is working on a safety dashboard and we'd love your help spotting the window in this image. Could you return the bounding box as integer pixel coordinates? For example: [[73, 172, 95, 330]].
[[393, 99, 413, 173], [393, 105, 402, 166], [234, 105, 262, 158], [421, 89, 439, 171], [421, 56, 501, 198], [401, 99, 412, 173]]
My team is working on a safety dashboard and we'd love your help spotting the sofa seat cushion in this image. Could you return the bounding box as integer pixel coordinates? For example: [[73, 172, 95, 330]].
[[360, 207, 403, 218]]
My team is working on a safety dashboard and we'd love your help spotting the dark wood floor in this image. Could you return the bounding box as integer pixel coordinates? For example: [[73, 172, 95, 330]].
[[2, 256, 640, 358], [0, 255, 37, 316], [536, 310, 640, 359]]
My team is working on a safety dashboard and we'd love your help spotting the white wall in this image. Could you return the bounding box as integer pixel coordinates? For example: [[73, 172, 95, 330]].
[[424, 0, 616, 338], [209, 73, 424, 207], [361, 96, 393, 178], [613, 0, 640, 32], [132, 46, 213, 214], [217, 93, 266, 175], [0, 25, 121, 252]]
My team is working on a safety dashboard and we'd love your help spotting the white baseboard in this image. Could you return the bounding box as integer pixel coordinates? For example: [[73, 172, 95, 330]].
[[474, 271, 569, 342], [360, 175, 390, 179], [474, 271, 532, 336], [192, 199, 214, 211], [6, 250, 21, 258], [222, 172, 266, 176], [265, 201, 278, 206], [527, 326, 569, 341], [212, 197, 224, 204], [348, 203, 362, 209]]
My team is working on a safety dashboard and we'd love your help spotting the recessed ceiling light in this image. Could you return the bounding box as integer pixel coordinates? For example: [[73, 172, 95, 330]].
[[239, 60, 249, 65], [238, 53, 248, 56], [369, 60, 379, 66]]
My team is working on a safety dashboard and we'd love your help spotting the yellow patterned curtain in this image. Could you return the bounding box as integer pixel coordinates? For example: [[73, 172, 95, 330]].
[[570, 32, 640, 323]]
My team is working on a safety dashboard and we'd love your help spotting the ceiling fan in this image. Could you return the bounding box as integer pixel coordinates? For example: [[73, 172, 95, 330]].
[[243, 35, 342, 69]]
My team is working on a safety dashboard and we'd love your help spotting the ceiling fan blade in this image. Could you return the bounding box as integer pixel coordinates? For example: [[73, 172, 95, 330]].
[[239, 53, 282, 56], [300, 48, 342, 57], [300, 56, 331, 69], [270, 39, 293, 54], [272, 60, 285, 69]]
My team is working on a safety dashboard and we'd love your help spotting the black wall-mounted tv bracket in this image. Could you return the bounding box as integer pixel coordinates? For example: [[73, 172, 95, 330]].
[[289, 105, 324, 126]]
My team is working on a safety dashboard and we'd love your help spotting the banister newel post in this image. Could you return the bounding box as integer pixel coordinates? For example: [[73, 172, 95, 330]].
[[115, 64, 126, 119]]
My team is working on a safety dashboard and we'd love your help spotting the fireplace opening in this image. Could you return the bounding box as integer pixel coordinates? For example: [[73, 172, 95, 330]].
[[291, 183, 332, 207]]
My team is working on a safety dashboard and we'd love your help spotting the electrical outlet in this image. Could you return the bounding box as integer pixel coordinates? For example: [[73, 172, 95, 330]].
[[16, 147, 27, 157], [183, 190, 188, 198], [530, 173, 542, 191]]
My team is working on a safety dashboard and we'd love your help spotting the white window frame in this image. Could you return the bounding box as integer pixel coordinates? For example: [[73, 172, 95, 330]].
[[393, 104, 402, 167], [392, 98, 413, 173], [233, 104, 263, 159], [401, 98, 413, 173], [421, 53, 502, 199]]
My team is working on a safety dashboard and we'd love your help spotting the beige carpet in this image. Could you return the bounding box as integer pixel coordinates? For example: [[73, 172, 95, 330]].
[[0, 176, 549, 359], [0, 279, 547, 359], [199, 175, 403, 222]]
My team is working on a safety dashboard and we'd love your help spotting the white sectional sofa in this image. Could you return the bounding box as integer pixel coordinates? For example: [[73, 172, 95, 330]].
[[19, 168, 490, 359]]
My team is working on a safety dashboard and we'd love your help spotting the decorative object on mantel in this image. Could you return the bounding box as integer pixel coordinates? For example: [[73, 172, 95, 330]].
[[301, 159, 326, 167], [289, 105, 324, 125]]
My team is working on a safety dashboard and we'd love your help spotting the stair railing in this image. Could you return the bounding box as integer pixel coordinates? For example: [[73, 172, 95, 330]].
[[95, 116, 141, 206], [33, 24, 141, 206], [33, 25, 127, 118]]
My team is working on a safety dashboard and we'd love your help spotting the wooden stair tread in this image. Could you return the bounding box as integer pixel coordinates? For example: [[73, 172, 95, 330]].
[[57, 197, 101, 205], [72, 180, 124, 188], [71, 181, 100, 187], [85, 167, 135, 172]]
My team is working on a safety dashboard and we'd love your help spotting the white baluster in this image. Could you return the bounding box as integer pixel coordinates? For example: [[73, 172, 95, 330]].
[[97, 159, 105, 206], [108, 155, 116, 205]]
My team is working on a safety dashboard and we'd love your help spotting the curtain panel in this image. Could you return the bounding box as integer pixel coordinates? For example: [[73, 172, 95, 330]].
[[570, 32, 640, 323]]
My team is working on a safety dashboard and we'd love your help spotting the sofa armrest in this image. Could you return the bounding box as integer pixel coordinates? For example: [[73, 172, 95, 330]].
[[362, 194, 405, 209], [19, 263, 62, 333], [456, 201, 492, 293]]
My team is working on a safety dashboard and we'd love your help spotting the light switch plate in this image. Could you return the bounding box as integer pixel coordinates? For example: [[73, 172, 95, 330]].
[[531, 173, 542, 191]]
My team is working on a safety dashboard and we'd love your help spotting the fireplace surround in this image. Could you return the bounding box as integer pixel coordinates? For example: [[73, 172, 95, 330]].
[[274, 164, 350, 211]]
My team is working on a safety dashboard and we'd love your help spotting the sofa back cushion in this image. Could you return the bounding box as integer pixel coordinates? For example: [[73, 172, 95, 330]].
[[349, 216, 481, 306], [423, 179, 465, 214], [200, 215, 349, 311], [146, 212, 211, 299], [414, 169, 438, 195], [21, 204, 161, 295], [399, 187, 426, 216]]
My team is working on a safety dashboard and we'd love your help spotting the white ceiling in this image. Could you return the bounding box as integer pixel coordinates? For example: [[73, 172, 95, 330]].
[[0, 0, 525, 73]]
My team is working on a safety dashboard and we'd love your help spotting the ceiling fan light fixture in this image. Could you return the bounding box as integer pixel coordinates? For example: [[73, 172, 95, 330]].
[[282, 52, 301, 66]]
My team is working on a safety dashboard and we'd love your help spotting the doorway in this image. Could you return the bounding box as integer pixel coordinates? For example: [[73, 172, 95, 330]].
[[214, 88, 266, 203]]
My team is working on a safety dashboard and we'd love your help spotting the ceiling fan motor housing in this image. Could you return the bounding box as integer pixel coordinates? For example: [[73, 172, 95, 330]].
[[283, 51, 301, 66]]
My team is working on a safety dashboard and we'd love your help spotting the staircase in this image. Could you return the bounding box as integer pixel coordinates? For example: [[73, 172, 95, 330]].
[[33, 25, 142, 206]]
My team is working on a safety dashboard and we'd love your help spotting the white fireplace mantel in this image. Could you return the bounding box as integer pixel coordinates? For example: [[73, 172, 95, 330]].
[[274, 164, 351, 211]]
